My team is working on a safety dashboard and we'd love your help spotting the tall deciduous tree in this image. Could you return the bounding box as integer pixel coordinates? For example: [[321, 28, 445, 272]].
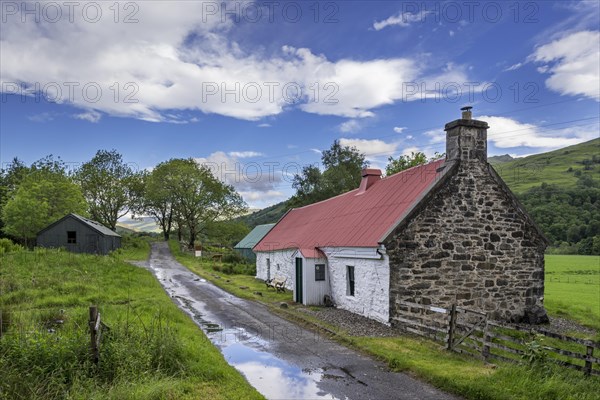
[[75, 150, 143, 230], [142, 160, 178, 240], [153, 159, 246, 248], [1, 164, 87, 244], [290, 140, 368, 207]]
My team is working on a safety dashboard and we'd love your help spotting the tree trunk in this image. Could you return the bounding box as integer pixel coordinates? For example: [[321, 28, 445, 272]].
[[188, 231, 196, 249]]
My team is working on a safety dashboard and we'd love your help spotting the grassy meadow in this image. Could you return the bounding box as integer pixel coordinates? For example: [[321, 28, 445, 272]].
[[544, 254, 600, 332], [0, 239, 263, 400]]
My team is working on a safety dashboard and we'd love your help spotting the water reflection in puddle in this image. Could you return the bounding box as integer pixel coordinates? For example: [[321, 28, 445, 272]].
[[158, 271, 345, 400], [222, 342, 340, 400]]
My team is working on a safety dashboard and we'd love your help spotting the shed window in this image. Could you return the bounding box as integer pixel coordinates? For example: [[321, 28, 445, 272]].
[[315, 264, 325, 281], [67, 231, 77, 244], [346, 265, 355, 296]]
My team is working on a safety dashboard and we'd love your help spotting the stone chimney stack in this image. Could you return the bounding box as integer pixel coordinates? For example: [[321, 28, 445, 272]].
[[357, 168, 382, 194], [445, 106, 489, 162]]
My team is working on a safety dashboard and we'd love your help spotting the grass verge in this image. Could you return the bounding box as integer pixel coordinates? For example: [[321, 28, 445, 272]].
[[170, 241, 600, 400], [0, 243, 264, 400]]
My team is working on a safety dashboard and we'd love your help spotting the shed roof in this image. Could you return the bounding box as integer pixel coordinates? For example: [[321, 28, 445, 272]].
[[254, 159, 452, 258], [38, 213, 121, 237], [234, 223, 275, 249]]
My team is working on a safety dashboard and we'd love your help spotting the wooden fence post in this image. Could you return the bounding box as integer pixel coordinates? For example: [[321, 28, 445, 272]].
[[89, 306, 99, 363], [585, 345, 594, 376], [447, 304, 457, 350], [481, 315, 490, 361]]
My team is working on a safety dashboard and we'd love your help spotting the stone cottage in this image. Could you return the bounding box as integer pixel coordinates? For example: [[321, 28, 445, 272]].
[[254, 108, 548, 324]]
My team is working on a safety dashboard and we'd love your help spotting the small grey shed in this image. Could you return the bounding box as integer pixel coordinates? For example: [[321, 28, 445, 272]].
[[37, 213, 121, 255]]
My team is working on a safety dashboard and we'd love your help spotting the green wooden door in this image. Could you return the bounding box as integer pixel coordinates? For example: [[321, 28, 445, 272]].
[[295, 257, 303, 303]]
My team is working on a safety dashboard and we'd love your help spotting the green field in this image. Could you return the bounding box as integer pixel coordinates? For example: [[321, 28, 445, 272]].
[[493, 138, 600, 194], [0, 241, 263, 400], [544, 254, 600, 332]]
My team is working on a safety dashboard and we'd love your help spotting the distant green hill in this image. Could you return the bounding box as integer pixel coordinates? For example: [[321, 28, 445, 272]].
[[488, 154, 515, 165], [237, 200, 289, 229], [493, 138, 600, 194]]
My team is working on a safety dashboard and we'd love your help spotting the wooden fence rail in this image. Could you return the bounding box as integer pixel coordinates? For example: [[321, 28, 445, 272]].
[[392, 301, 600, 376]]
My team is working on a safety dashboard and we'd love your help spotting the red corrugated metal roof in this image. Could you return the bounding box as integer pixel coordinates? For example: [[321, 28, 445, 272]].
[[254, 159, 449, 257]]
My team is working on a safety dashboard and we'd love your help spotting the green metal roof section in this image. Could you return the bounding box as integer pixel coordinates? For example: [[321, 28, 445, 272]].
[[234, 223, 275, 249]]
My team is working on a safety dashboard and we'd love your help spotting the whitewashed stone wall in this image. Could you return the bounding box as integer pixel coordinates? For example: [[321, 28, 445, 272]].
[[255, 249, 295, 290], [322, 247, 390, 324]]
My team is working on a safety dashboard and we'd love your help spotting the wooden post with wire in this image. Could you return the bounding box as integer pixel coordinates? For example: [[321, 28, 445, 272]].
[[89, 306, 100, 363]]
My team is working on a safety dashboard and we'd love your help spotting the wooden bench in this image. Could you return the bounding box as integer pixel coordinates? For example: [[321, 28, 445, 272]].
[[265, 276, 287, 293]]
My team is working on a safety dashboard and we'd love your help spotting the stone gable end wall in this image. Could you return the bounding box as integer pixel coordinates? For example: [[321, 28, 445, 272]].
[[386, 161, 546, 322]]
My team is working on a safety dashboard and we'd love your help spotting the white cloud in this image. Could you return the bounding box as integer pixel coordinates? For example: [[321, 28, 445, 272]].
[[239, 190, 285, 202], [504, 62, 523, 71], [339, 138, 399, 159], [480, 115, 597, 150], [194, 151, 282, 207], [424, 129, 445, 144], [373, 11, 430, 31], [338, 119, 363, 133], [28, 112, 56, 122], [531, 30, 600, 100], [449, 30, 455, 37], [257, 123, 271, 128], [73, 111, 101, 123], [228, 151, 264, 158], [393, 126, 406, 133], [310, 148, 322, 154], [0, 3, 471, 122]]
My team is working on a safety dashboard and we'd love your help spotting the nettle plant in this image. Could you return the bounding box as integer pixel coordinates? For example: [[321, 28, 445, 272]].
[[522, 334, 550, 370]]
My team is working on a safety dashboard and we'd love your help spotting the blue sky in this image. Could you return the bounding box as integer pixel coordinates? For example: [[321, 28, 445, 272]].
[[1, 0, 599, 209]]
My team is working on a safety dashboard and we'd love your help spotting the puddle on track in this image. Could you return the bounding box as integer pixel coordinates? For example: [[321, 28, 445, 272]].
[[152, 266, 345, 400]]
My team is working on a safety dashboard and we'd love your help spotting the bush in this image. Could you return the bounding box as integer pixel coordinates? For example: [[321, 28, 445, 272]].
[[222, 252, 246, 264], [121, 235, 149, 249], [0, 238, 24, 254]]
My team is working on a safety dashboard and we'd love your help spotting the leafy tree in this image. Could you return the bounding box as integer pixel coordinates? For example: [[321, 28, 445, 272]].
[[159, 159, 247, 248], [290, 140, 368, 207], [0, 158, 30, 232], [141, 161, 176, 240], [385, 151, 444, 176], [75, 150, 144, 230], [1, 168, 87, 244]]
